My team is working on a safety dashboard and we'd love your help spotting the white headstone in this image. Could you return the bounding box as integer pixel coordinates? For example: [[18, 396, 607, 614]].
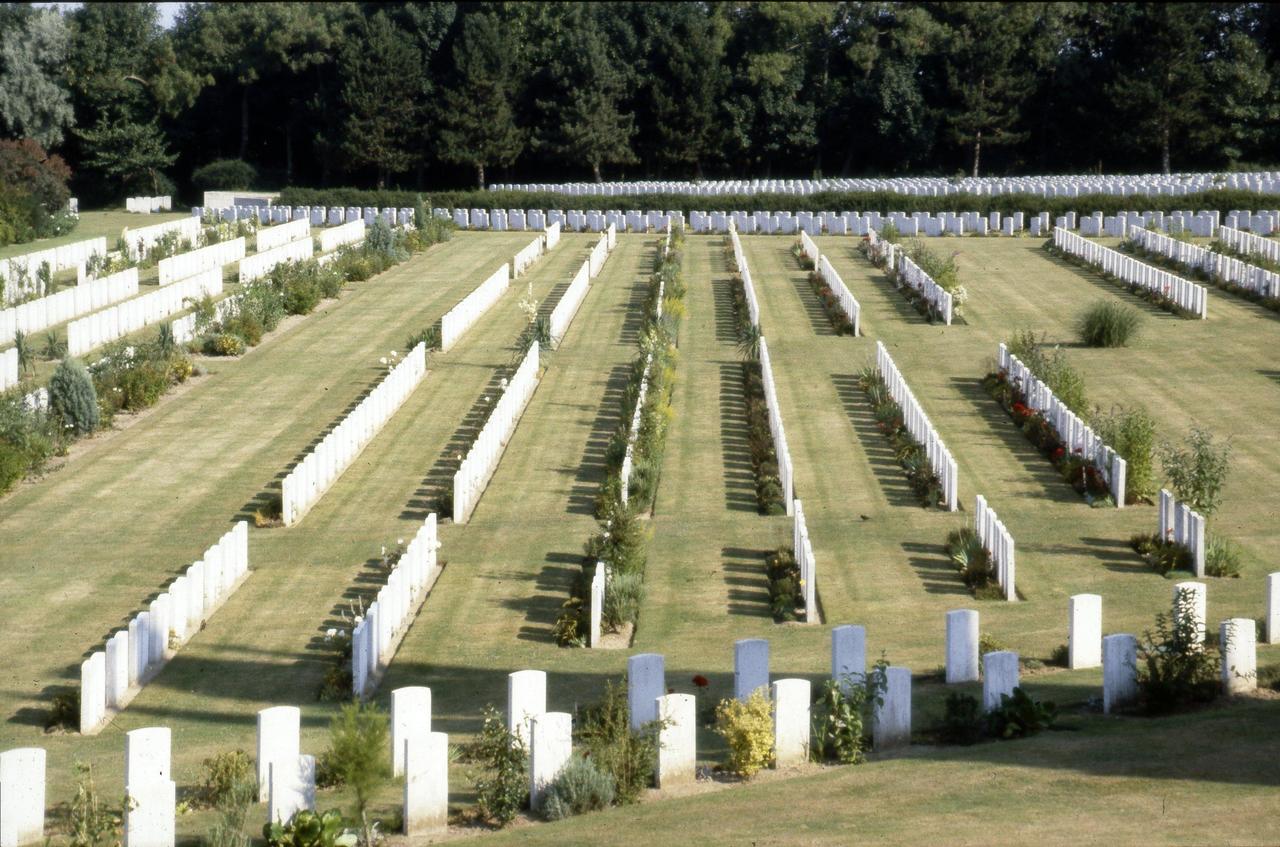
[[403, 732, 448, 835], [628, 653, 665, 730], [268, 755, 316, 824], [80, 652, 106, 733], [390, 686, 431, 777], [733, 639, 769, 700], [1267, 573, 1279, 645], [256, 706, 301, 802], [0, 748, 45, 847], [1102, 633, 1139, 714], [655, 693, 695, 788], [106, 630, 130, 708], [1172, 582, 1206, 643], [1220, 618, 1257, 694], [873, 667, 911, 750], [771, 679, 810, 767], [507, 670, 547, 744], [945, 610, 979, 683], [529, 712, 572, 811], [125, 727, 170, 786], [1068, 594, 1102, 669], [588, 563, 604, 648], [831, 625, 866, 693], [123, 779, 175, 847], [982, 651, 1019, 711]]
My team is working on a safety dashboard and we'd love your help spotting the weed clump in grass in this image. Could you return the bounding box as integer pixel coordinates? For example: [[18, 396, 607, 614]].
[[1078, 300, 1142, 347]]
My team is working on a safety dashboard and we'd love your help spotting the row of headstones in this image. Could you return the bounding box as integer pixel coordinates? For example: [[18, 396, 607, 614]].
[[997, 342, 1127, 506], [0, 266, 137, 345], [895, 251, 954, 324], [512, 227, 550, 277], [1077, 210, 1222, 238], [757, 338, 795, 515], [1223, 209, 1280, 235], [238, 235, 315, 285], [1218, 223, 1280, 264], [0, 347, 17, 392], [973, 495, 1016, 601], [444, 208, 678, 234], [727, 225, 762, 326], [352, 514, 442, 697], [1128, 227, 1280, 299], [816, 254, 861, 334], [121, 217, 202, 261], [0, 236, 106, 298], [489, 172, 1280, 197], [157, 237, 245, 287], [874, 340, 960, 511], [193, 205, 414, 230], [793, 499, 818, 622], [1158, 489, 1207, 577], [440, 261, 510, 352], [281, 344, 427, 526], [256, 218, 310, 253], [125, 196, 172, 213], [618, 353, 653, 510], [67, 267, 222, 357], [318, 219, 366, 254], [1052, 227, 1209, 318], [171, 292, 236, 345], [452, 340, 541, 524], [80, 523, 249, 734], [549, 227, 615, 346]]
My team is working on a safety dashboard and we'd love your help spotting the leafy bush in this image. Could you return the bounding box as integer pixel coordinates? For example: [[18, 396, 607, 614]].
[[1077, 300, 1141, 347], [200, 750, 254, 807], [715, 690, 774, 778], [1130, 532, 1193, 575], [765, 547, 802, 622], [812, 678, 872, 763], [602, 571, 644, 631], [1007, 330, 1088, 415], [468, 705, 528, 828], [1092, 404, 1157, 502], [321, 701, 388, 846], [49, 357, 99, 434], [985, 688, 1057, 738], [207, 764, 255, 847], [205, 333, 246, 357], [1204, 534, 1242, 578], [46, 688, 79, 731], [541, 755, 616, 820], [192, 159, 258, 191], [262, 810, 355, 847], [0, 392, 56, 494], [1137, 586, 1219, 714], [937, 693, 985, 745], [577, 679, 660, 804], [1160, 426, 1231, 518], [945, 527, 998, 596], [0, 139, 73, 246]]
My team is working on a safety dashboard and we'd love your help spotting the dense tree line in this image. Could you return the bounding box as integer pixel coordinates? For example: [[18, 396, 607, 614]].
[[1, 2, 1278, 203]]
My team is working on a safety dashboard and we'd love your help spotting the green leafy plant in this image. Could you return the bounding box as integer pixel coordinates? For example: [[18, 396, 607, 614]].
[[262, 809, 356, 847], [192, 158, 258, 190], [1137, 586, 1220, 714], [200, 749, 254, 807], [1160, 426, 1231, 517], [468, 705, 528, 827], [68, 762, 119, 847], [13, 329, 33, 376], [577, 679, 660, 804], [1092, 404, 1157, 502], [321, 701, 389, 846], [714, 690, 774, 778], [1077, 300, 1142, 347], [541, 755, 616, 821], [42, 329, 67, 361], [936, 692, 985, 745], [985, 687, 1057, 738], [1204, 533, 1241, 578], [49, 357, 99, 434], [207, 768, 255, 847], [811, 678, 870, 763], [765, 547, 802, 622], [1130, 532, 1193, 575], [945, 527, 998, 596]]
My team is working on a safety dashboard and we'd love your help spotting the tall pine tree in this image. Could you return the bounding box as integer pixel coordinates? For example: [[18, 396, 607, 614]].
[[438, 12, 523, 188]]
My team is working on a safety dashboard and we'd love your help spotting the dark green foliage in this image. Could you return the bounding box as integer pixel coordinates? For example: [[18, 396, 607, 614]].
[[945, 527, 999, 596], [541, 756, 616, 820], [765, 547, 802, 622], [937, 693, 985, 745], [49, 357, 99, 434], [985, 688, 1058, 738], [1160, 427, 1232, 518], [467, 705, 527, 828], [46, 688, 79, 731], [262, 810, 355, 847], [577, 679, 659, 805], [0, 139, 73, 246], [321, 701, 388, 845], [200, 749, 254, 807], [1092, 405, 1157, 503], [191, 158, 257, 190], [1077, 300, 1142, 347], [0, 391, 56, 495], [1137, 587, 1220, 714], [858, 366, 944, 508], [811, 678, 873, 764], [1130, 532, 1194, 576]]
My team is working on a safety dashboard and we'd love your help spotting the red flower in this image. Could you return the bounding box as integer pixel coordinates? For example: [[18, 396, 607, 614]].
[[1052, 447, 1065, 460], [692, 674, 710, 689]]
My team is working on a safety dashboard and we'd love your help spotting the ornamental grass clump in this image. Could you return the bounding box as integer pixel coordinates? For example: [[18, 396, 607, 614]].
[[945, 526, 999, 596], [715, 690, 774, 778], [541, 756, 615, 821], [1077, 300, 1142, 347]]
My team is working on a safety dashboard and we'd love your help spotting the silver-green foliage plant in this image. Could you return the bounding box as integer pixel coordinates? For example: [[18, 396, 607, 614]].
[[1160, 426, 1231, 517], [49, 356, 99, 434], [541, 755, 616, 820]]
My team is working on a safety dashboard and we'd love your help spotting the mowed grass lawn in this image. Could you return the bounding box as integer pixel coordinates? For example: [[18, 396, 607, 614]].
[[0, 209, 190, 260], [0, 233, 1276, 843]]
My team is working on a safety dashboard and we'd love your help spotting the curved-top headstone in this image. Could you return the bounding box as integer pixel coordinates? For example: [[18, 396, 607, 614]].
[[256, 706, 301, 803]]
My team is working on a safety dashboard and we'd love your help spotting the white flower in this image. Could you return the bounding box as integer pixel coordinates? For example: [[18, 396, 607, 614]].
[[379, 357, 388, 365], [390, 350, 398, 357], [380, 545, 386, 555], [325, 628, 337, 639], [397, 538, 404, 545]]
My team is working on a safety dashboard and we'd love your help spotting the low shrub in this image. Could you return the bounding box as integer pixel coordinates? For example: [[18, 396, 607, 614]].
[[577, 678, 660, 804], [204, 333, 246, 357], [603, 571, 643, 630], [1160, 426, 1232, 518], [1077, 300, 1141, 347], [1204, 534, 1242, 578], [937, 692, 985, 745], [765, 547, 802, 622], [46, 688, 79, 731], [1130, 532, 1193, 575], [1137, 586, 1219, 714], [858, 365, 944, 507], [945, 527, 999, 597], [985, 687, 1057, 738], [715, 690, 774, 778], [192, 159, 258, 191], [262, 809, 355, 847], [1092, 404, 1157, 503], [542, 755, 616, 820], [49, 357, 100, 434], [1007, 330, 1088, 415], [200, 750, 254, 808], [468, 705, 528, 828], [68, 761, 118, 847], [812, 677, 877, 764]]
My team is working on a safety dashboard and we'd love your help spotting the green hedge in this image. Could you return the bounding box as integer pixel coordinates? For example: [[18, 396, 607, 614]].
[[276, 186, 1270, 219]]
